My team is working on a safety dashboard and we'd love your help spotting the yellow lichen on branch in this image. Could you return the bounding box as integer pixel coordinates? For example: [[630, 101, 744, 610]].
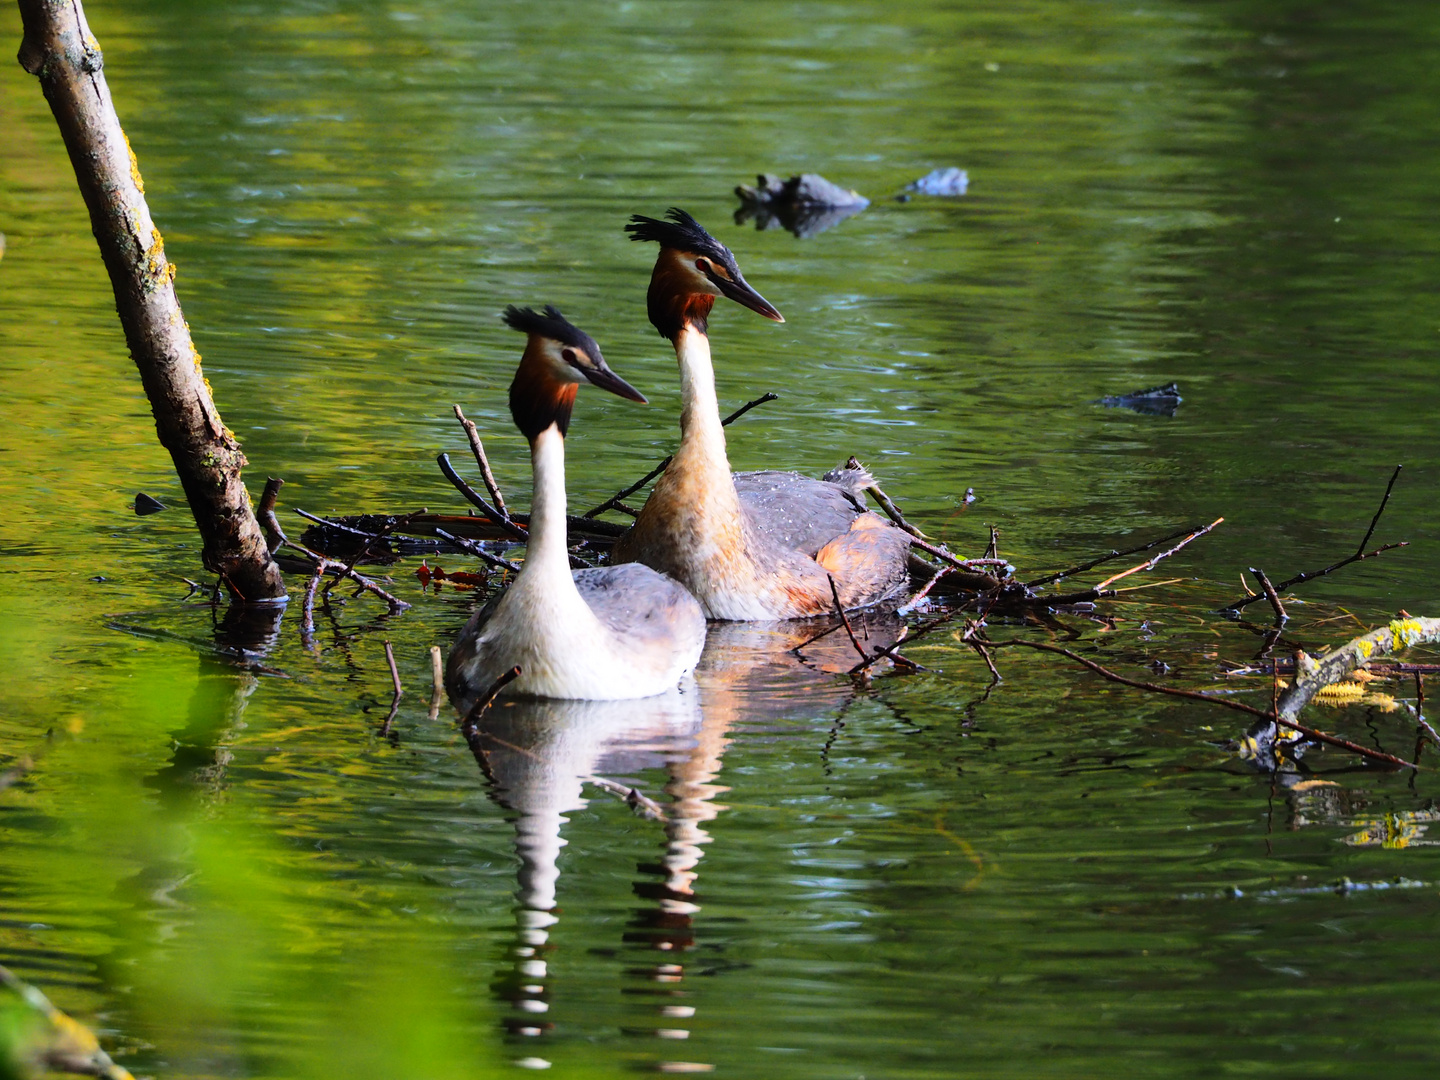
[[1278, 616, 1440, 721]]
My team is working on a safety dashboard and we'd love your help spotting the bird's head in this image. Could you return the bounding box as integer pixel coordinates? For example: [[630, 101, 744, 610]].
[[503, 305, 645, 439], [626, 208, 784, 342]]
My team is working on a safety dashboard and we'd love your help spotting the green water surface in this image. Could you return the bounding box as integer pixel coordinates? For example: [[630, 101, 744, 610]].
[[2, 1, 1439, 1077]]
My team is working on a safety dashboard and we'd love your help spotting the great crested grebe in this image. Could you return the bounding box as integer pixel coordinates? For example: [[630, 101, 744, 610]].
[[446, 305, 706, 702], [611, 209, 912, 621]]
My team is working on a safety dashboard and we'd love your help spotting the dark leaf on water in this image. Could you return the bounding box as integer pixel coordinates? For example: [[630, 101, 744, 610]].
[[1095, 382, 1182, 417]]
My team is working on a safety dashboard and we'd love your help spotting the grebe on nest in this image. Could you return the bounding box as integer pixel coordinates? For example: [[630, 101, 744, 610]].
[[611, 209, 911, 621], [447, 305, 706, 702]]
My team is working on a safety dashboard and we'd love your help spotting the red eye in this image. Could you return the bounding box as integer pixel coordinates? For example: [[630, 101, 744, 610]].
[[695, 258, 710, 274], [561, 347, 581, 366]]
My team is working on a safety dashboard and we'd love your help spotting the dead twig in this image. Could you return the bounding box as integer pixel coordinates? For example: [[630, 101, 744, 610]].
[[437, 453, 529, 543], [898, 565, 950, 614], [1024, 524, 1205, 589], [380, 640, 403, 736], [842, 455, 929, 539], [460, 665, 522, 735], [583, 391, 778, 518], [258, 477, 286, 553], [433, 528, 522, 574], [323, 508, 426, 597], [989, 637, 1418, 769], [1092, 517, 1223, 591], [962, 620, 1002, 684], [828, 575, 869, 664], [281, 528, 411, 611], [1219, 466, 1407, 614], [1250, 567, 1287, 626], [429, 645, 445, 721], [452, 404, 510, 520]]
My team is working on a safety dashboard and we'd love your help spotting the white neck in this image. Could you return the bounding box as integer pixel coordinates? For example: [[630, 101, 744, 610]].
[[524, 425, 573, 582], [675, 324, 730, 473]]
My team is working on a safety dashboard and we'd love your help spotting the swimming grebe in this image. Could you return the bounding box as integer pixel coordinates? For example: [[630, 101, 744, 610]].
[[611, 209, 911, 620], [446, 305, 707, 701]]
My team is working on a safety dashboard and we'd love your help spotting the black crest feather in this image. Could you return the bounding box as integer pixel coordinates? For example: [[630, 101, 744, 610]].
[[502, 304, 601, 358], [626, 208, 736, 269]]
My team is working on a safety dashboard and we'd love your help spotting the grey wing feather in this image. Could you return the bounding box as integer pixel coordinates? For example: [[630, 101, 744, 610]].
[[445, 588, 508, 699], [733, 470, 865, 557], [574, 563, 707, 651]]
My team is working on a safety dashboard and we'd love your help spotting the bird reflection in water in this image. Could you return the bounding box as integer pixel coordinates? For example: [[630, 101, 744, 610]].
[[455, 610, 904, 1067]]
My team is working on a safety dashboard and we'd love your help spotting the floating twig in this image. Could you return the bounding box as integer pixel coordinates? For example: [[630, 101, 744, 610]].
[[1024, 524, 1206, 590]]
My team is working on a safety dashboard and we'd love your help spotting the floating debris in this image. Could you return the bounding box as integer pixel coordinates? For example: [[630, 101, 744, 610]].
[[734, 173, 868, 238], [902, 167, 969, 198], [1095, 381, 1182, 417], [1179, 877, 1429, 901], [133, 491, 166, 515]]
